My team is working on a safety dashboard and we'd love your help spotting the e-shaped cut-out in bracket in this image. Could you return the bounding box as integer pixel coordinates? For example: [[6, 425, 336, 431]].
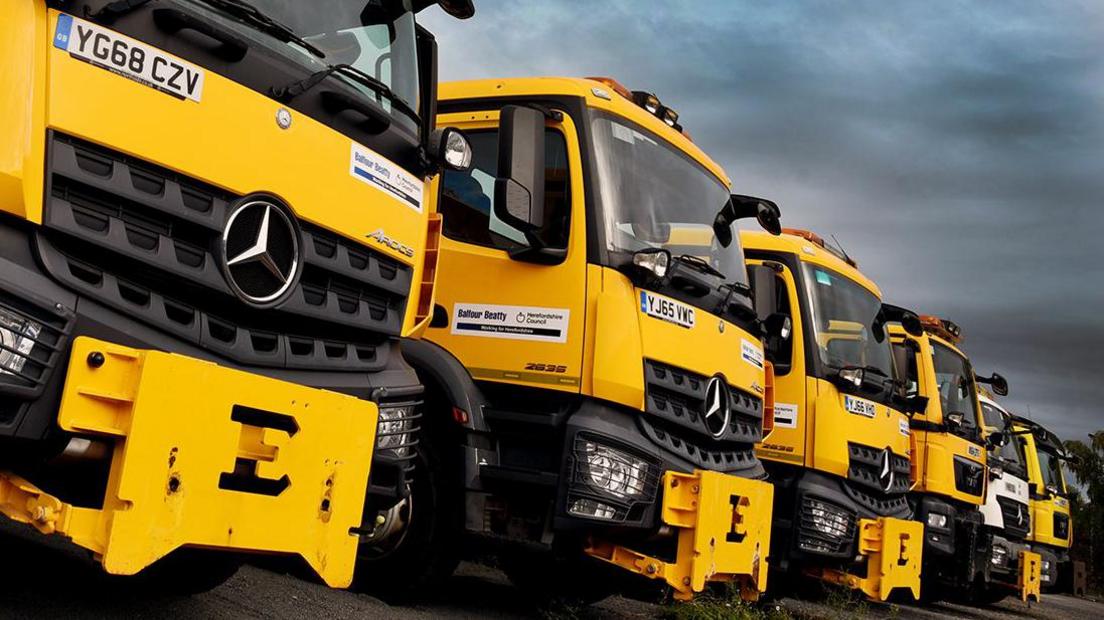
[[218, 405, 300, 496]]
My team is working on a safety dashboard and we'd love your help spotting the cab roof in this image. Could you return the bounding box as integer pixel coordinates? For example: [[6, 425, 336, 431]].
[[740, 229, 881, 297], [439, 77, 730, 186]]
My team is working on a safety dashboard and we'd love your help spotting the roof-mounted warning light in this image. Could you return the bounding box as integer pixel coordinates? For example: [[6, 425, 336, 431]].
[[781, 228, 857, 267], [585, 77, 685, 133], [919, 314, 962, 343]]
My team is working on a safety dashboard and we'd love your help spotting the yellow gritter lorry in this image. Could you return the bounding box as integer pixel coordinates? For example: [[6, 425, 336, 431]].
[[1013, 414, 1074, 591], [742, 228, 924, 602], [888, 315, 1037, 602], [0, 0, 474, 594], [394, 76, 785, 602]]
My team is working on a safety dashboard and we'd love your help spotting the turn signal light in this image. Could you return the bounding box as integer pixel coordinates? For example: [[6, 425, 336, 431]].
[[586, 76, 632, 99]]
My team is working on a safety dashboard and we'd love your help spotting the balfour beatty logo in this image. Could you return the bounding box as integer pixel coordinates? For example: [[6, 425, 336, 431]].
[[355, 152, 392, 180], [366, 229, 414, 257]]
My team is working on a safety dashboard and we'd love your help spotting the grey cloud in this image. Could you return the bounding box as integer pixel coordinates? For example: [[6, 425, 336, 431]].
[[422, 1, 1104, 442]]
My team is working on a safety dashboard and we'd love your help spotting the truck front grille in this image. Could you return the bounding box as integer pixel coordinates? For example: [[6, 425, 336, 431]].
[[40, 133, 411, 371], [1054, 512, 1070, 541], [996, 496, 1031, 540], [642, 359, 765, 475], [847, 442, 912, 496], [952, 455, 985, 497]]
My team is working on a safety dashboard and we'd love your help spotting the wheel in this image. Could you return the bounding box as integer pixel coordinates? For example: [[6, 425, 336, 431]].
[[350, 422, 463, 603], [500, 547, 621, 607], [122, 548, 241, 596]]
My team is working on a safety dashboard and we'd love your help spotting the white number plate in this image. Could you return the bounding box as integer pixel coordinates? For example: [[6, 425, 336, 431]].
[[54, 14, 205, 102], [844, 395, 878, 418], [640, 291, 695, 329]]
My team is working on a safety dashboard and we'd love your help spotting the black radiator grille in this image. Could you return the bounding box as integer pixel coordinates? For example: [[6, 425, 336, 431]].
[[847, 442, 912, 496], [996, 496, 1031, 540], [40, 132, 411, 370]]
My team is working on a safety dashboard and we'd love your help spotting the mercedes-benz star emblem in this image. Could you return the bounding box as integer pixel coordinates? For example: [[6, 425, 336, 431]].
[[703, 375, 732, 439], [1016, 504, 1025, 526], [221, 199, 301, 307], [879, 448, 896, 493]]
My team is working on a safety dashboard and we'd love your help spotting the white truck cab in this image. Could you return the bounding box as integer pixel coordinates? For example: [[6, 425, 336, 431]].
[[978, 394, 1036, 601]]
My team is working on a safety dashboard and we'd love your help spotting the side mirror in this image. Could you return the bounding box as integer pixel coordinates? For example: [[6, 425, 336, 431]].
[[976, 372, 1009, 397], [986, 431, 1007, 449], [428, 127, 473, 172], [494, 105, 546, 234], [902, 394, 928, 415], [764, 313, 792, 342], [730, 194, 782, 236], [749, 264, 779, 322], [880, 303, 923, 337]]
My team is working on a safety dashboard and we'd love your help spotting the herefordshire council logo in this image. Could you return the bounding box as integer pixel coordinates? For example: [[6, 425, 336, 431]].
[[221, 199, 301, 307]]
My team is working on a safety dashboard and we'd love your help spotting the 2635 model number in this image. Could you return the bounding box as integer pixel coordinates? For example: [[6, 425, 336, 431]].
[[524, 363, 568, 373]]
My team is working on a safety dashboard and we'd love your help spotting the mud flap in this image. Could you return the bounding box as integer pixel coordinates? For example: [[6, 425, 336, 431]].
[[0, 337, 376, 587], [817, 517, 923, 601], [586, 470, 773, 601], [1020, 550, 1042, 603]]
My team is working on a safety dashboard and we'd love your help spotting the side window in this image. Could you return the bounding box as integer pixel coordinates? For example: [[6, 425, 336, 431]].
[[770, 273, 794, 375], [439, 128, 571, 250]]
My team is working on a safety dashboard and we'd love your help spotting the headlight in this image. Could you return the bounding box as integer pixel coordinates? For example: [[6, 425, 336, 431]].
[[991, 544, 1009, 566], [1042, 560, 1052, 571], [837, 367, 864, 388], [926, 512, 949, 529], [580, 441, 651, 499], [0, 307, 41, 377], [807, 499, 852, 539], [377, 406, 415, 457]]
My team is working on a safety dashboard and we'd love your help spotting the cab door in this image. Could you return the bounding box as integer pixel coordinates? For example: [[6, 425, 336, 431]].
[[426, 108, 588, 392], [749, 258, 810, 467]]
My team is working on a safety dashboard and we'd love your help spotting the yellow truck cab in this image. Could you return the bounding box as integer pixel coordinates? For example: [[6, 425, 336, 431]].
[[742, 229, 923, 602], [1013, 415, 1074, 590], [0, 0, 473, 595], [888, 316, 1016, 600], [400, 76, 783, 602]]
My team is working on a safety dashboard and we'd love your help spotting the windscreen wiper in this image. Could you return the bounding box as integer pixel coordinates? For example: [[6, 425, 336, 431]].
[[196, 0, 326, 58], [272, 63, 421, 124], [87, 0, 154, 20], [673, 254, 726, 280]]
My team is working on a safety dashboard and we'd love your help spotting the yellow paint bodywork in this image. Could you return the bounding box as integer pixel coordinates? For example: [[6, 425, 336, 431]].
[[741, 232, 910, 484], [1018, 428, 1073, 550], [430, 79, 772, 600], [815, 517, 923, 601], [892, 328, 988, 505], [0, 337, 375, 587], [588, 470, 773, 601], [6, 9, 432, 335]]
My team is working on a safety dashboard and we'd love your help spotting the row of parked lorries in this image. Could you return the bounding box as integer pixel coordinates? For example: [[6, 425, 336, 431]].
[[0, 0, 1076, 610]]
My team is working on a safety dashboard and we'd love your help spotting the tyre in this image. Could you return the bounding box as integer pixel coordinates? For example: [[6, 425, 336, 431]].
[[350, 422, 463, 603]]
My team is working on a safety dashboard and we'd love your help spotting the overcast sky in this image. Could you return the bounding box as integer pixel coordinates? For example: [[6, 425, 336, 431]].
[[422, 1, 1104, 443]]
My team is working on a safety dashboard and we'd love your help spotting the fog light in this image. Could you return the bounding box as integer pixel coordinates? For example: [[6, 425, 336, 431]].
[[926, 512, 949, 529], [581, 441, 650, 499], [568, 497, 620, 521], [0, 307, 41, 377], [1042, 560, 1051, 572], [377, 406, 413, 457]]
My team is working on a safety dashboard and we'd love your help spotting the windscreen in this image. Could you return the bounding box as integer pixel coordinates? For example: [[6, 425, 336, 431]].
[[801, 263, 893, 378], [591, 114, 746, 285], [188, 0, 420, 127], [931, 342, 981, 430]]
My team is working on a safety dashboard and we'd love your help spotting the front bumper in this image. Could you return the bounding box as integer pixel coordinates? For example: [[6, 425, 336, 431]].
[[0, 216, 419, 500], [988, 534, 1042, 602], [587, 469, 773, 601], [0, 336, 376, 587]]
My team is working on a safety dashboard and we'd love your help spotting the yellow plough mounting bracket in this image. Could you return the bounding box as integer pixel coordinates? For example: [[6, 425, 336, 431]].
[[587, 470, 773, 601], [816, 517, 923, 602], [1019, 550, 1042, 603], [0, 337, 377, 587]]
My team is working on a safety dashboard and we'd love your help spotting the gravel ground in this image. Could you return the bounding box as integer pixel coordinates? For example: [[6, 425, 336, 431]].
[[0, 521, 1097, 619]]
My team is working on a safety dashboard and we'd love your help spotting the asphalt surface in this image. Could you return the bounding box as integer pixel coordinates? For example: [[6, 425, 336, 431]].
[[0, 520, 1098, 619]]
